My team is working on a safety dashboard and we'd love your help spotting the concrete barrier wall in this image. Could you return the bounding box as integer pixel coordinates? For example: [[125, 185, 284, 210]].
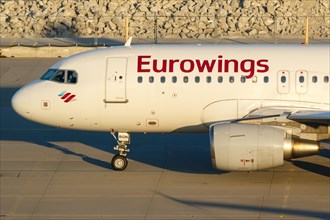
[[0, 46, 103, 58], [1, 0, 329, 39]]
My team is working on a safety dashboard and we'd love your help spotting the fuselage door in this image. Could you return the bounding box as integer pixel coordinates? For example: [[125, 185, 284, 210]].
[[277, 70, 290, 94], [105, 57, 128, 103], [295, 70, 308, 94]]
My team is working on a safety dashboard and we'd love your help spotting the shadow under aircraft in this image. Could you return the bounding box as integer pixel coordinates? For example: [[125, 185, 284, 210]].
[[156, 191, 330, 220]]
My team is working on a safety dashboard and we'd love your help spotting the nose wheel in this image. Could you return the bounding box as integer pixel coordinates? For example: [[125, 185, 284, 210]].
[[110, 132, 130, 171], [111, 154, 128, 171]]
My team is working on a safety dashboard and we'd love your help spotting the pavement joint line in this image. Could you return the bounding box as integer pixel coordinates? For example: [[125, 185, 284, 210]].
[[28, 144, 67, 220], [258, 196, 265, 220], [267, 170, 275, 197], [143, 157, 167, 219]]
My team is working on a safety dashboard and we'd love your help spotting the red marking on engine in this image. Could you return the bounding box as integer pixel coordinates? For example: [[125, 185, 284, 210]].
[[241, 159, 253, 166]]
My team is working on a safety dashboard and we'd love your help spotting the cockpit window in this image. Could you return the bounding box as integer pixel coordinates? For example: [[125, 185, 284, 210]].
[[40, 69, 57, 80], [51, 70, 65, 83], [40, 69, 78, 84], [67, 71, 77, 83]]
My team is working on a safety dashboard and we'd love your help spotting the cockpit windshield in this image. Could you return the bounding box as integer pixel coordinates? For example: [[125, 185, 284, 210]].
[[40, 69, 78, 84], [40, 69, 57, 80]]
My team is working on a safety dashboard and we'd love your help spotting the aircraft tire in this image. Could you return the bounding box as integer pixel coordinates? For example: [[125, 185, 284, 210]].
[[111, 154, 128, 171]]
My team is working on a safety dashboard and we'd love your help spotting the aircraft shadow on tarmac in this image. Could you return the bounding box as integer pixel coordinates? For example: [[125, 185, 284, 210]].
[[156, 192, 330, 220], [293, 155, 330, 177], [1, 87, 329, 175]]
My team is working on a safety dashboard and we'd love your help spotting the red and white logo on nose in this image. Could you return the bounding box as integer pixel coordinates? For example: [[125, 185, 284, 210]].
[[58, 91, 76, 103]]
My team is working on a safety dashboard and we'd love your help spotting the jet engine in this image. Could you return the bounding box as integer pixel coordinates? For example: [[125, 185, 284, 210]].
[[209, 123, 320, 171]]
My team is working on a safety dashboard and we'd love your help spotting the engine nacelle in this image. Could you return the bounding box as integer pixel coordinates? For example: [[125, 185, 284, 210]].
[[210, 123, 319, 171]]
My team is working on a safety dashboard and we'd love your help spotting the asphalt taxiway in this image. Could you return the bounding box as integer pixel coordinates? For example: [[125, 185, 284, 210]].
[[0, 58, 329, 220]]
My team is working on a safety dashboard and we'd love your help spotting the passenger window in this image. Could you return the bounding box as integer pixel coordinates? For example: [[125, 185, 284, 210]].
[[229, 76, 234, 83], [183, 76, 189, 83], [149, 76, 154, 83], [324, 76, 329, 83], [160, 76, 166, 83], [312, 76, 317, 83], [264, 76, 269, 83], [206, 76, 212, 83], [51, 70, 65, 83], [218, 76, 223, 83], [240, 76, 246, 83], [252, 76, 257, 83], [67, 71, 77, 84], [137, 76, 143, 83], [299, 76, 305, 83], [281, 76, 286, 83], [172, 76, 177, 83], [195, 76, 200, 83]]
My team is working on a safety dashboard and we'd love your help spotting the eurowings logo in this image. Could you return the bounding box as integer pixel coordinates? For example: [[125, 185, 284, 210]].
[[137, 55, 269, 79], [58, 91, 76, 103]]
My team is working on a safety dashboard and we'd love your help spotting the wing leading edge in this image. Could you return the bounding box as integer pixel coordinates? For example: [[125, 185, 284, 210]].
[[243, 108, 330, 125]]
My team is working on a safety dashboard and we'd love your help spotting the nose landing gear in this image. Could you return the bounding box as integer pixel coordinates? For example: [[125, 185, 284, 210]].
[[111, 154, 128, 171], [110, 132, 130, 171]]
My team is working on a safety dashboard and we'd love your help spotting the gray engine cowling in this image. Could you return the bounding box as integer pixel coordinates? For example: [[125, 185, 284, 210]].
[[210, 123, 319, 171]]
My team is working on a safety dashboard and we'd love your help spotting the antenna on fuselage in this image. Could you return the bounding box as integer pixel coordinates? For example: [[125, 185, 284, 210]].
[[124, 16, 132, 47], [302, 17, 309, 45], [125, 36, 133, 47]]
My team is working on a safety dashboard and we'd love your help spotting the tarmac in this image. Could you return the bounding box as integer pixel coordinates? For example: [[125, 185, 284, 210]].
[[1, 56, 330, 220]]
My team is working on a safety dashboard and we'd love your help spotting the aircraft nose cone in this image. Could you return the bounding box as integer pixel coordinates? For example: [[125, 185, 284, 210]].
[[11, 89, 31, 118]]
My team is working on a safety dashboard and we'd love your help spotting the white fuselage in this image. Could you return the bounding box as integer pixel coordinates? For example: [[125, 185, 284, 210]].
[[12, 44, 330, 133]]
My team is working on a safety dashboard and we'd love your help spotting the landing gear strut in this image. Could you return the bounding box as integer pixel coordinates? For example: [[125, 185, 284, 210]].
[[110, 132, 130, 171]]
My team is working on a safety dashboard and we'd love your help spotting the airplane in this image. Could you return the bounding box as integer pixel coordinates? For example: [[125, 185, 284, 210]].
[[11, 42, 330, 171]]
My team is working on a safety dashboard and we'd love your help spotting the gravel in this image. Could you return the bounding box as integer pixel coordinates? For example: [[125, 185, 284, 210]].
[[0, 0, 329, 38]]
